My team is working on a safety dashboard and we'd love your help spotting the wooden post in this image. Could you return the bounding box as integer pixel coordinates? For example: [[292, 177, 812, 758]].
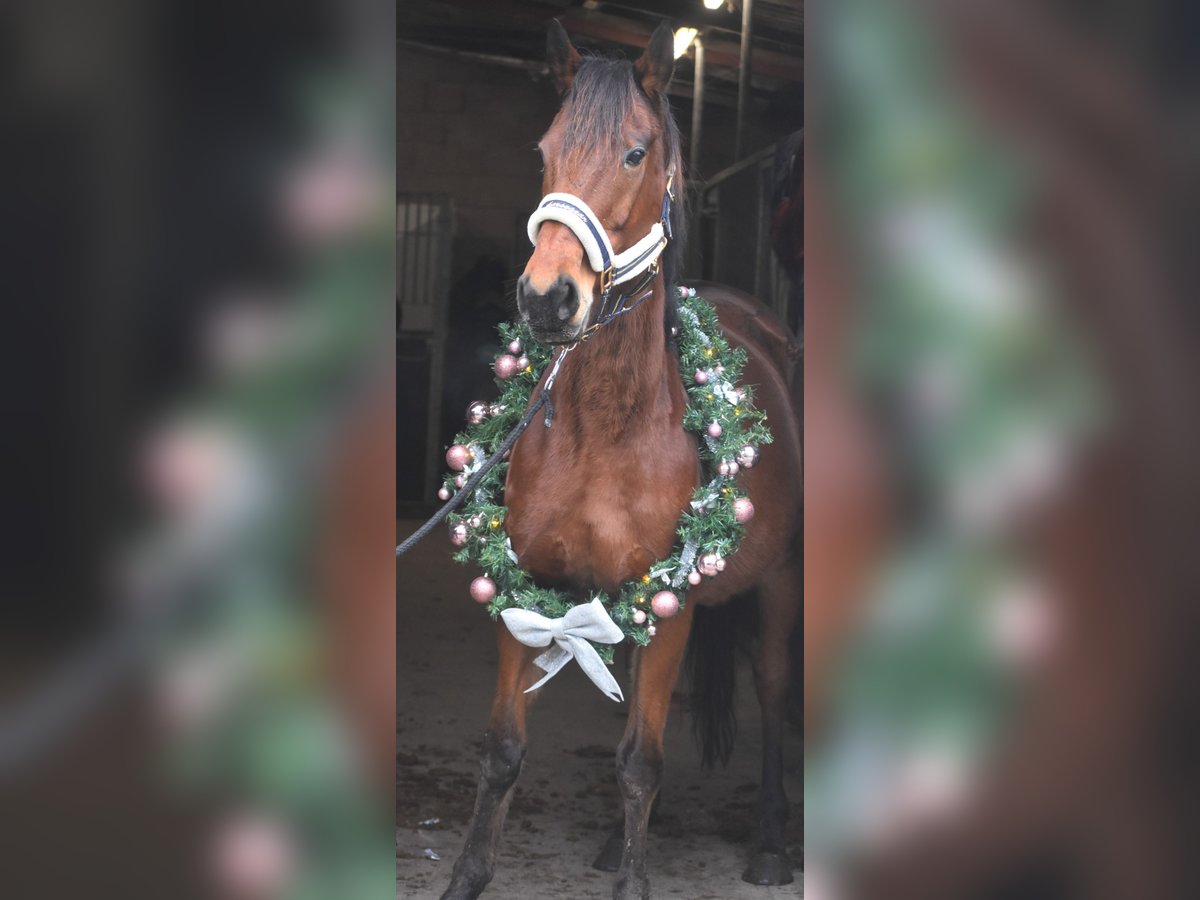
[[689, 34, 705, 182], [735, 0, 754, 160], [687, 33, 707, 277]]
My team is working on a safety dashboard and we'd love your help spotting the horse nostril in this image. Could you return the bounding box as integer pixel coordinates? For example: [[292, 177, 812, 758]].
[[553, 277, 578, 322]]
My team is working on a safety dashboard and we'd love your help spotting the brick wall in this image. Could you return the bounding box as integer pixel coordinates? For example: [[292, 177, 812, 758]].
[[398, 48, 559, 287]]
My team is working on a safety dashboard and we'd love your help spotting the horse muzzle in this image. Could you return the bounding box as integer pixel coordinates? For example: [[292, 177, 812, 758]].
[[516, 273, 590, 343]]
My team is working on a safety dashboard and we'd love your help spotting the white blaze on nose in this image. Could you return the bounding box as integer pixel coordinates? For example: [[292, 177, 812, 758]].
[[524, 221, 590, 294]]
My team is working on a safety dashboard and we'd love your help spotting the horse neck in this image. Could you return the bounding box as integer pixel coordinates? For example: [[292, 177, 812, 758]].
[[555, 280, 678, 434]]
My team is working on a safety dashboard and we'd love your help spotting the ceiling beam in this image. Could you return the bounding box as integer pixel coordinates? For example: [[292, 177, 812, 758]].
[[563, 16, 800, 82], [409, 0, 801, 83]]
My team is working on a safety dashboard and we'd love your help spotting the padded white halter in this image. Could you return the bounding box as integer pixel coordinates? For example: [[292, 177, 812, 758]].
[[526, 191, 669, 288]]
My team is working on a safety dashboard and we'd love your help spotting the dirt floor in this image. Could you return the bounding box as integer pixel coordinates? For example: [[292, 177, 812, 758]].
[[397, 519, 803, 900]]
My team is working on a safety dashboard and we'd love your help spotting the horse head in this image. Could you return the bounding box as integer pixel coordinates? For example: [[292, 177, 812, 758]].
[[518, 20, 679, 344]]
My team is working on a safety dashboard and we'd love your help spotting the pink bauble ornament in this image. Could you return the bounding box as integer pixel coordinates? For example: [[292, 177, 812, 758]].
[[446, 444, 471, 471], [466, 401, 489, 425], [737, 445, 759, 469], [687, 570, 702, 586], [494, 354, 519, 379], [694, 369, 709, 385], [715, 556, 726, 572], [632, 609, 647, 625], [469, 576, 496, 604], [488, 403, 504, 417], [437, 486, 450, 501], [651, 591, 680, 618], [507, 339, 522, 355], [734, 497, 755, 524], [516, 355, 529, 370], [449, 523, 469, 547], [699, 553, 719, 577], [718, 461, 730, 476], [728, 461, 739, 475], [453, 474, 465, 488], [707, 422, 723, 438], [469, 515, 483, 528]]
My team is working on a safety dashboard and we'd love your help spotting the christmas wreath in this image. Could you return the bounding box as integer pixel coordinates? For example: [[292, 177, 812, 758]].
[[438, 287, 772, 662]]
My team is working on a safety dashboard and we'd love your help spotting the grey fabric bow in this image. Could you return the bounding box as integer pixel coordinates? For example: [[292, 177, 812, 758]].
[[500, 598, 625, 702]]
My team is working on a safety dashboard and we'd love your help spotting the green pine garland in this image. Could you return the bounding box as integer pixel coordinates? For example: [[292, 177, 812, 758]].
[[441, 287, 772, 662]]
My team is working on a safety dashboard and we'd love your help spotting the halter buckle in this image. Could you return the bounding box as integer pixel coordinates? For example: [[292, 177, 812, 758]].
[[599, 265, 614, 297]]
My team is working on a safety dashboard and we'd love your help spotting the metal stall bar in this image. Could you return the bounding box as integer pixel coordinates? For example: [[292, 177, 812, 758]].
[[397, 192, 454, 507]]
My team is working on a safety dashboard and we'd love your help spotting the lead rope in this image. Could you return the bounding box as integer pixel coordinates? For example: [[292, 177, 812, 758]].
[[539, 339, 574, 428], [395, 342, 576, 558]]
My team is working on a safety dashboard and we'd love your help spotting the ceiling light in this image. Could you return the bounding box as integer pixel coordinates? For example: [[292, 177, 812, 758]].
[[703, 0, 724, 10], [673, 27, 699, 59]]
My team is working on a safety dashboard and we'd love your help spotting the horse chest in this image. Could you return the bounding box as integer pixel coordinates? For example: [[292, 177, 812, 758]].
[[505, 437, 694, 594]]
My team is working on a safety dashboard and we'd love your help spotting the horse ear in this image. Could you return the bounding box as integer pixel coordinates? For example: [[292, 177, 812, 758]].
[[547, 19, 582, 97], [634, 21, 675, 96]]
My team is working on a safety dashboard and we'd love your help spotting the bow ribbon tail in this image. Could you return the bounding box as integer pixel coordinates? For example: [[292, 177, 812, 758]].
[[563, 636, 624, 702], [525, 638, 624, 702], [526, 644, 571, 694]]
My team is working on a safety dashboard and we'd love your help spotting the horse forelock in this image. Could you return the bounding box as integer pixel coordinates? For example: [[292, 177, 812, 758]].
[[560, 57, 637, 158]]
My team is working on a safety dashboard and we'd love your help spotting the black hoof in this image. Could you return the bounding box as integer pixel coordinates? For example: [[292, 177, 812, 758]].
[[742, 850, 794, 886], [440, 858, 492, 900], [591, 831, 623, 872]]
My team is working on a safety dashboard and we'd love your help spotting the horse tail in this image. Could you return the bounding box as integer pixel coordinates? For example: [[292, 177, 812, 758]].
[[686, 593, 754, 768]]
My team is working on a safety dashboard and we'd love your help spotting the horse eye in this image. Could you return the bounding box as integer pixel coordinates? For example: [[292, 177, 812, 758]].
[[623, 147, 646, 168]]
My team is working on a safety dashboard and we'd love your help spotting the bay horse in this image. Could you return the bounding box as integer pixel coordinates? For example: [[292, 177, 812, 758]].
[[440, 21, 802, 900]]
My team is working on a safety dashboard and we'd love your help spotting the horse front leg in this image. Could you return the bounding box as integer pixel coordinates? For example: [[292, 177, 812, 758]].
[[613, 603, 694, 900], [743, 556, 800, 885], [441, 625, 539, 900], [592, 645, 639, 873]]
